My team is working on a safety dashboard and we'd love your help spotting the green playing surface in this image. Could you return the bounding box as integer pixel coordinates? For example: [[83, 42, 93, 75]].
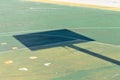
[[0, 0, 120, 80]]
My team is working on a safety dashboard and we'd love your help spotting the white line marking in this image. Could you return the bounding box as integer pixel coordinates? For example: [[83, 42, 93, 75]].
[[18, 68, 28, 71], [29, 7, 62, 10], [0, 27, 120, 36], [0, 47, 28, 54], [44, 63, 51, 67], [93, 42, 120, 47], [29, 56, 38, 59], [0, 41, 119, 54], [1, 42, 8, 46]]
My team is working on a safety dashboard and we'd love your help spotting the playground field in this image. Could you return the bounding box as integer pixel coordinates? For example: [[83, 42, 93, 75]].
[[0, 0, 120, 80]]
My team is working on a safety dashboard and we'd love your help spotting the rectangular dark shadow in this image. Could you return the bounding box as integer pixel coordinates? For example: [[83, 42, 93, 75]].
[[13, 29, 94, 50]]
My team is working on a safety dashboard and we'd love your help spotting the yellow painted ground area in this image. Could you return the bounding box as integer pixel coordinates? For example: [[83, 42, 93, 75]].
[[30, 0, 120, 11]]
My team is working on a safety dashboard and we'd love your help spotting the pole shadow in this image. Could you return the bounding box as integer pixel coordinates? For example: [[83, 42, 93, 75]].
[[68, 45, 120, 66]]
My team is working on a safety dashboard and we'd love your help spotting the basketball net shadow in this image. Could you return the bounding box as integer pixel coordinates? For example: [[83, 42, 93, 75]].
[[14, 29, 120, 66]]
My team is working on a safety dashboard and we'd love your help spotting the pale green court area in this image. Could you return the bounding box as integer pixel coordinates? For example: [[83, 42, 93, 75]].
[[0, 0, 120, 80], [0, 42, 120, 80]]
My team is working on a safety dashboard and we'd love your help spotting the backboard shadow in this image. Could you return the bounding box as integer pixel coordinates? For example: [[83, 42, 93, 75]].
[[13, 29, 94, 51]]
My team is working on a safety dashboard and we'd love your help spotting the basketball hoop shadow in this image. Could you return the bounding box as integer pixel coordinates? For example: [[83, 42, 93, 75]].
[[13, 29, 94, 50], [14, 29, 120, 65]]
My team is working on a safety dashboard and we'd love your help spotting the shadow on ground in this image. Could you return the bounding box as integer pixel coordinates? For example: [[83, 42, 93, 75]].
[[68, 45, 120, 65], [14, 29, 120, 66], [13, 29, 94, 50]]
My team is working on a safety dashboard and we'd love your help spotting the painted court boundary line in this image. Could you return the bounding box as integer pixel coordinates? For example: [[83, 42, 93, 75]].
[[0, 40, 120, 54], [0, 27, 120, 36], [29, 0, 120, 11], [0, 41, 119, 54]]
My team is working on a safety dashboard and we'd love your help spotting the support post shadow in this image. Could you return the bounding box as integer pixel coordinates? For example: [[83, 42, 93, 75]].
[[68, 44, 120, 66]]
